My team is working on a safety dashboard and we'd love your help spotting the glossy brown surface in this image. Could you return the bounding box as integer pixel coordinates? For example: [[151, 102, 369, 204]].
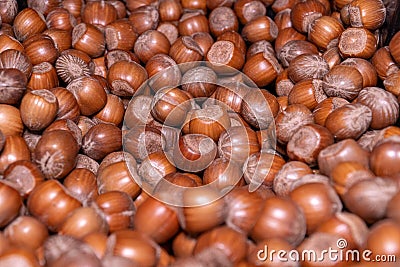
[[370, 140, 400, 178], [82, 123, 122, 161], [63, 168, 98, 203], [290, 182, 342, 234], [94, 191, 135, 232], [194, 226, 247, 263], [0, 68, 27, 105], [0, 181, 22, 227], [107, 60, 148, 97], [134, 197, 179, 243], [27, 180, 81, 231], [343, 177, 398, 223], [134, 30, 171, 64], [0, 135, 30, 175], [0, 2, 400, 265], [13, 8, 46, 41], [34, 130, 79, 179], [250, 196, 306, 246]]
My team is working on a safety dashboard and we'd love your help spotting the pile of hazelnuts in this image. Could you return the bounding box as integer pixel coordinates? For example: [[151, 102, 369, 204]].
[[0, 0, 400, 266]]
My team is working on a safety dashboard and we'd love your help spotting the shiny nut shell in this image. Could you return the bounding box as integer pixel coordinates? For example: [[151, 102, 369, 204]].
[[0, 69, 27, 105], [34, 130, 79, 180]]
